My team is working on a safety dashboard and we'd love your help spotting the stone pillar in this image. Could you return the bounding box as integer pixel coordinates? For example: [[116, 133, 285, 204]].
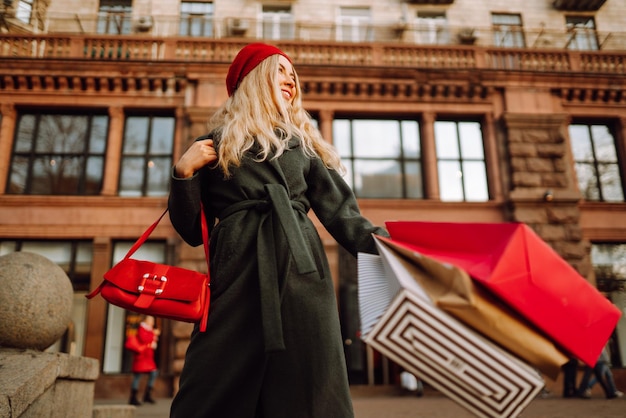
[[421, 111, 439, 200], [318, 108, 334, 145], [0, 104, 16, 194], [84, 237, 112, 362], [0, 252, 101, 418], [101, 106, 124, 196], [502, 113, 593, 281]]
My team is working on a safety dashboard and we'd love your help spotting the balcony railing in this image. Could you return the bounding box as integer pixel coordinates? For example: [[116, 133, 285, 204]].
[[1, 34, 624, 75], [4, 13, 626, 51]]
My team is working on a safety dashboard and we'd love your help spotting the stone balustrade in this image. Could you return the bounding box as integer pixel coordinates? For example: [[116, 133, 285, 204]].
[[0, 35, 625, 75]]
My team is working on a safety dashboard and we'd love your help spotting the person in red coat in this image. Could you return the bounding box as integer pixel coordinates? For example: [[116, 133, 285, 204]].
[[125, 315, 160, 405]]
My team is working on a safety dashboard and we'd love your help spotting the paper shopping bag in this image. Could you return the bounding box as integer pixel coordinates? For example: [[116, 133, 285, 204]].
[[358, 250, 544, 418], [373, 235, 569, 379], [385, 221, 621, 367]]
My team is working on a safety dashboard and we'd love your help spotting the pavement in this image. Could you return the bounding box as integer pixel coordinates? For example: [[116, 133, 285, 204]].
[[96, 388, 626, 418]]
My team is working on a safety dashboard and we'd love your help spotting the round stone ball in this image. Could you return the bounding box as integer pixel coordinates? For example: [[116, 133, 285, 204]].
[[0, 252, 74, 350]]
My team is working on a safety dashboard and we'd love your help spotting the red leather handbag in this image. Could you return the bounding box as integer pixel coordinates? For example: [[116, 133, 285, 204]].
[[87, 207, 210, 332]]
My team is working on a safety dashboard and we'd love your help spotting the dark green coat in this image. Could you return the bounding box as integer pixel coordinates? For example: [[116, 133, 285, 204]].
[[169, 135, 387, 418]]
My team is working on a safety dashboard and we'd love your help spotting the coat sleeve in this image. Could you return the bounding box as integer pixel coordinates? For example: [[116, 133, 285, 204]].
[[168, 167, 215, 247], [306, 157, 389, 256]]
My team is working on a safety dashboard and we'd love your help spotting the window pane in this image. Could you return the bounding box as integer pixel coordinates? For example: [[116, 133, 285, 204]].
[[113, 241, 165, 264], [404, 161, 423, 199], [592, 244, 626, 280], [21, 241, 72, 264], [123, 117, 149, 154], [600, 164, 625, 202], [592, 126, 618, 162], [89, 116, 108, 153], [85, 157, 104, 194], [120, 115, 174, 197], [438, 160, 463, 201], [37, 115, 88, 153], [353, 120, 400, 158], [119, 157, 144, 197], [459, 122, 484, 159], [146, 157, 171, 197], [434, 122, 459, 158], [333, 120, 351, 157], [401, 121, 420, 158], [570, 123, 623, 202], [15, 115, 35, 152], [575, 162, 600, 200], [463, 161, 489, 201], [569, 125, 593, 160], [342, 161, 354, 190], [0, 241, 18, 255], [492, 14, 522, 25], [8, 157, 28, 193], [355, 160, 402, 198], [31, 155, 83, 195], [149, 117, 175, 153]]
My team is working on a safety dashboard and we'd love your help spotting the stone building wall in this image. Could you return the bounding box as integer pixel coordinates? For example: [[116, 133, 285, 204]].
[[503, 113, 593, 281]]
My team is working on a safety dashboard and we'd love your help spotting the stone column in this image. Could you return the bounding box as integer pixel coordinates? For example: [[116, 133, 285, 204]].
[[0, 104, 16, 194], [502, 113, 592, 280], [421, 111, 439, 200], [101, 107, 124, 196], [318, 108, 334, 145]]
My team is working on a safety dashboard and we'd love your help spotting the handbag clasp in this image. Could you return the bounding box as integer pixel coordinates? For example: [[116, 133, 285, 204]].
[[138, 273, 168, 295]]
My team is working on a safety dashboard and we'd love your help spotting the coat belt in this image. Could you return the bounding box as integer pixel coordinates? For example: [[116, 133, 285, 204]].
[[218, 184, 317, 352]]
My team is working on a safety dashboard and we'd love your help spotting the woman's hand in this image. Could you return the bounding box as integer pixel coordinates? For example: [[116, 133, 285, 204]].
[[174, 139, 217, 178]]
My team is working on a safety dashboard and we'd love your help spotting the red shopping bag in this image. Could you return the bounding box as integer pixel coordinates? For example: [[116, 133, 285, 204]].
[[386, 221, 621, 367]]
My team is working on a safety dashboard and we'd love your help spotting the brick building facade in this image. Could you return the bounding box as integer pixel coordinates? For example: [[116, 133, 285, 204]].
[[0, 0, 625, 398]]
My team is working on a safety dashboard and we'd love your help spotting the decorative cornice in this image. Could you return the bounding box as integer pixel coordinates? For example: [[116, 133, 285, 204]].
[[0, 73, 187, 96]]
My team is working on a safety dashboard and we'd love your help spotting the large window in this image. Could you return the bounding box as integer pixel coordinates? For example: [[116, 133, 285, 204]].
[[262, 4, 294, 40], [103, 241, 166, 374], [492, 13, 525, 48], [333, 118, 423, 199], [569, 123, 624, 202], [8, 112, 108, 195], [415, 11, 449, 45], [119, 114, 175, 197], [337, 7, 371, 43], [15, 0, 33, 24], [179, 1, 214, 37], [0, 240, 93, 356], [566, 16, 598, 51], [592, 243, 626, 367], [434, 120, 488, 202], [97, 0, 132, 35]]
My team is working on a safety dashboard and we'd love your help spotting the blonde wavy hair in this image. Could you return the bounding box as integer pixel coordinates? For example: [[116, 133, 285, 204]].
[[207, 55, 344, 177]]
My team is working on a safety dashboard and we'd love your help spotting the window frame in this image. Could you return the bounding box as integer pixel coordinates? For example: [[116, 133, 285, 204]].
[[118, 112, 175, 197], [261, 4, 295, 40], [179, 1, 214, 37], [565, 15, 599, 51], [415, 11, 449, 45], [332, 116, 424, 199], [97, 1, 133, 35], [491, 13, 526, 48], [568, 121, 625, 202], [434, 118, 489, 202], [7, 110, 109, 196], [337, 6, 372, 43]]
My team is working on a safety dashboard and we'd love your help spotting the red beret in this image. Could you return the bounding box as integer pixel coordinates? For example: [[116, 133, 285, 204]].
[[226, 43, 291, 96]]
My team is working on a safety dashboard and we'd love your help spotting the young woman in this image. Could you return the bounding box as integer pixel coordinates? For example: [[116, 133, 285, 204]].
[[168, 43, 388, 418]]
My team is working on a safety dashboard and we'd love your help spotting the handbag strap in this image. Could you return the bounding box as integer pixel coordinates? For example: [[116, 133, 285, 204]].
[[124, 205, 210, 273]]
